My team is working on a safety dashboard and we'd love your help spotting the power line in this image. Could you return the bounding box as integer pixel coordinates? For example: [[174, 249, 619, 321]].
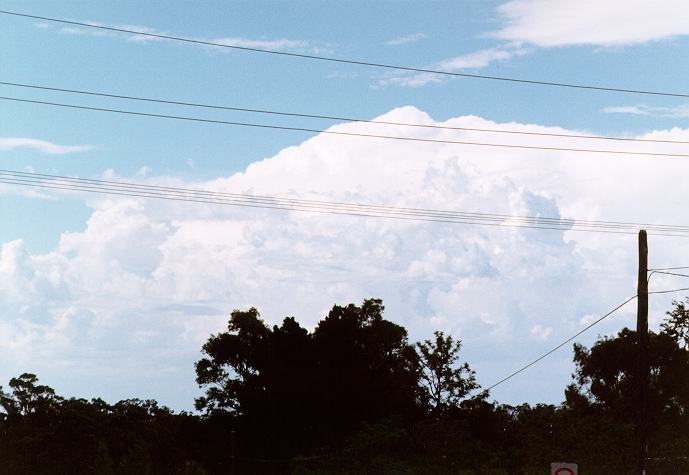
[[483, 285, 689, 394], [650, 271, 689, 279], [2, 81, 688, 146], [6, 175, 626, 233], [1, 170, 689, 237], [648, 270, 689, 284], [7, 169, 689, 233], [1, 10, 687, 99], [482, 295, 638, 394], [1, 175, 627, 233], [648, 286, 689, 295], [4, 95, 689, 159]]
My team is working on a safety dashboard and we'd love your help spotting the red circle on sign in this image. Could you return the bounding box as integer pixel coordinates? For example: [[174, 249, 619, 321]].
[[554, 469, 575, 475]]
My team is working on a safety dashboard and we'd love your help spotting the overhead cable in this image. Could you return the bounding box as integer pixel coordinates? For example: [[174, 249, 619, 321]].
[[650, 271, 689, 279], [1, 170, 689, 237], [481, 284, 689, 395], [648, 286, 689, 295], [3, 96, 689, 159], [1, 10, 687, 98], [481, 295, 638, 394], [2, 81, 687, 146], [6, 169, 689, 233]]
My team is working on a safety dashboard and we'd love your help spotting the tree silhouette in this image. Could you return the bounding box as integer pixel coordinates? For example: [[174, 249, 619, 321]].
[[3, 297, 689, 472], [566, 329, 689, 420], [416, 331, 478, 414], [0, 373, 62, 418], [194, 307, 272, 414], [311, 299, 420, 437], [662, 297, 689, 350], [194, 299, 420, 461], [565, 326, 689, 470]]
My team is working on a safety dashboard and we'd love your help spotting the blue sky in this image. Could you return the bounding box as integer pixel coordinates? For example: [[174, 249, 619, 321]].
[[1, 0, 689, 410], [3, 0, 688, 252]]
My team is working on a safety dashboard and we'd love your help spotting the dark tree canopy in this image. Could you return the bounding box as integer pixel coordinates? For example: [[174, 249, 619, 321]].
[[3, 297, 689, 473], [0, 373, 62, 418], [564, 326, 689, 470], [662, 297, 689, 350], [416, 331, 478, 414], [0, 375, 206, 474], [194, 307, 272, 414], [566, 328, 689, 422], [311, 299, 420, 431], [194, 299, 420, 459]]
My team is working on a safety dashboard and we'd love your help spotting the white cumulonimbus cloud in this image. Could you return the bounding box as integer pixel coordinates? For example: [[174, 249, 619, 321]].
[[1, 107, 688, 409]]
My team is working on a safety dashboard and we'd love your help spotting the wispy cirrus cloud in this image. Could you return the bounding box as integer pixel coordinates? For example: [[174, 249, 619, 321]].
[[385, 33, 428, 46], [55, 21, 164, 43], [436, 46, 529, 70], [0, 138, 92, 155], [602, 104, 689, 118], [379, 1, 689, 89], [44, 19, 313, 52], [210, 37, 308, 51], [376, 45, 530, 88]]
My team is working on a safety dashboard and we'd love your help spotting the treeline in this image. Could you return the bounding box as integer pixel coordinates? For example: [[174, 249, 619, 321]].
[[1, 298, 689, 474]]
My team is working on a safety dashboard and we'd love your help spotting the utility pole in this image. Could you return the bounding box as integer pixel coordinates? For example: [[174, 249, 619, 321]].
[[636, 229, 648, 475], [230, 430, 236, 474]]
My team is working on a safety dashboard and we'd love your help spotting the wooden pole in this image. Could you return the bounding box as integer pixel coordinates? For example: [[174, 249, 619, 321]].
[[231, 429, 236, 474], [637, 230, 648, 474]]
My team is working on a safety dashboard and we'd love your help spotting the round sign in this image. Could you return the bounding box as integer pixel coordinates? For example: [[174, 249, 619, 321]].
[[554, 469, 575, 475]]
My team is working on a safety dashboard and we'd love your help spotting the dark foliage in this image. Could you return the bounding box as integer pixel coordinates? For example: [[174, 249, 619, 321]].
[[2, 298, 689, 473], [0, 377, 206, 474], [417, 331, 478, 414], [194, 299, 422, 463], [663, 297, 689, 350]]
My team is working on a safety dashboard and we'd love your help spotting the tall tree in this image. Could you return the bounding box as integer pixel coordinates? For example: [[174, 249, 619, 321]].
[[662, 297, 689, 350], [565, 327, 689, 467], [194, 299, 420, 459], [416, 331, 478, 414], [0, 373, 62, 418], [566, 329, 689, 418], [195, 307, 272, 414], [311, 299, 420, 436]]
